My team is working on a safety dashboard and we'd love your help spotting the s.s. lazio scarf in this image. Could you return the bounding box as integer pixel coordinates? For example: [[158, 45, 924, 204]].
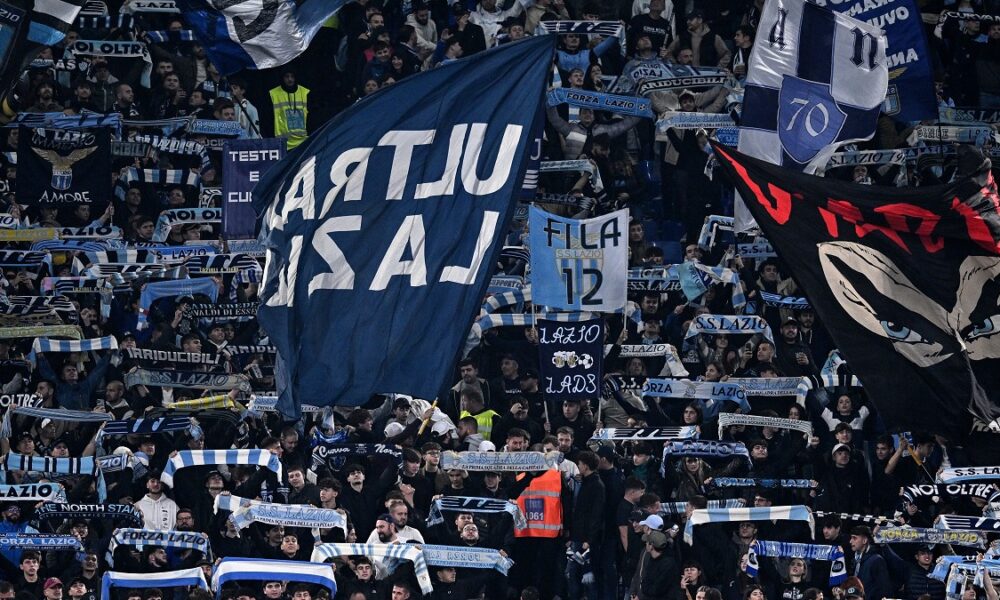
[[422, 544, 515, 574], [656, 112, 736, 131], [161, 450, 282, 487], [726, 377, 813, 407], [937, 467, 1000, 484], [33, 503, 143, 528], [661, 440, 751, 473], [709, 478, 814, 490], [427, 496, 527, 530], [213, 494, 347, 535], [685, 314, 775, 344], [874, 526, 987, 549], [311, 543, 432, 595], [590, 427, 699, 441], [2, 453, 106, 501], [546, 88, 654, 118], [717, 413, 813, 438], [685, 506, 814, 545], [441, 451, 563, 472], [124, 368, 251, 392], [0, 483, 67, 503], [96, 454, 135, 473], [627, 266, 682, 292], [745, 541, 846, 585], [107, 529, 209, 566]]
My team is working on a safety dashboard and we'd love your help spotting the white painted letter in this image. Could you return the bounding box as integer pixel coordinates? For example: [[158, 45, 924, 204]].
[[309, 216, 362, 295], [370, 215, 428, 290], [379, 130, 435, 200], [440, 210, 499, 284], [415, 124, 467, 199], [461, 124, 523, 195]]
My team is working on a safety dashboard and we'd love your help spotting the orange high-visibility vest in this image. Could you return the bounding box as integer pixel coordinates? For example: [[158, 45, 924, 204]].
[[515, 469, 563, 538]]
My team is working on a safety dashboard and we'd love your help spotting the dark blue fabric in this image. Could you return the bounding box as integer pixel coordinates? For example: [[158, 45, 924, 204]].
[[252, 37, 555, 417]]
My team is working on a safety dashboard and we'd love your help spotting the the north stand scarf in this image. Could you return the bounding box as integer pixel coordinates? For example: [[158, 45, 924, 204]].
[[685, 506, 813, 544], [709, 478, 814, 489], [219, 496, 347, 535], [102, 417, 191, 436], [2, 452, 106, 502], [0, 483, 67, 503], [937, 467, 1000, 483], [101, 568, 208, 600], [427, 496, 526, 530], [311, 543, 432, 594], [162, 450, 282, 487], [875, 526, 987, 549], [123, 347, 221, 367], [746, 541, 846, 585], [661, 440, 751, 473], [717, 413, 813, 438], [590, 427, 699, 441], [33, 503, 144, 528], [124, 368, 251, 392], [440, 451, 562, 472], [107, 529, 209, 565]]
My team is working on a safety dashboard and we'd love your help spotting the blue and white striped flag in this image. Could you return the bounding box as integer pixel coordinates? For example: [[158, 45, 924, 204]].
[[161, 450, 282, 488], [734, 0, 888, 232], [685, 505, 814, 544], [102, 568, 207, 599], [213, 558, 337, 596], [174, 0, 349, 75], [311, 543, 431, 595], [32, 335, 118, 353]]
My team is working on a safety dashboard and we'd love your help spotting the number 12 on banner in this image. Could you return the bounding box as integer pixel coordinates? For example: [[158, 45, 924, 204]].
[[528, 206, 629, 312]]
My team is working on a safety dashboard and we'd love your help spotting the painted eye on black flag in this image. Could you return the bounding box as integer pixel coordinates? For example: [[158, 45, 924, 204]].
[[818, 241, 961, 368], [950, 257, 1000, 361]]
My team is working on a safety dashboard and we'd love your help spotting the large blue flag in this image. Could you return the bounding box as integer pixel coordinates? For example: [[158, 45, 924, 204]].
[[253, 37, 555, 417], [174, 0, 347, 75]]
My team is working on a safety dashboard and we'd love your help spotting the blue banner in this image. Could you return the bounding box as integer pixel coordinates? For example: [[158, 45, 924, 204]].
[[537, 318, 603, 402], [252, 37, 555, 416], [528, 205, 628, 311], [223, 138, 286, 240], [815, 0, 935, 122]]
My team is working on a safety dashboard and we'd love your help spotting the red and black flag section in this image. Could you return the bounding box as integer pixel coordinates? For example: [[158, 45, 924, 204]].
[[712, 142, 1000, 446]]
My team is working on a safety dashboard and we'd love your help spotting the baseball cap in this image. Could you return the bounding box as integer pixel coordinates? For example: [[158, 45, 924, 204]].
[[832, 443, 851, 457], [44, 578, 63, 590], [642, 530, 669, 549], [520, 369, 539, 380], [639, 514, 664, 530], [687, 9, 704, 19], [596, 446, 617, 461], [780, 316, 799, 328], [376, 513, 393, 524]]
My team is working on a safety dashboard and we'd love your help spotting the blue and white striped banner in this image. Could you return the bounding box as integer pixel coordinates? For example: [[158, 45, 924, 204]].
[[162, 450, 282, 487], [685, 505, 814, 545], [2, 453, 105, 502], [102, 568, 208, 599], [311, 543, 430, 594]]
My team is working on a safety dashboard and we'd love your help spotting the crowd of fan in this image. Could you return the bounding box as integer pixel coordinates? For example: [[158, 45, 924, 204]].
[[1, 0, 1000, 599]]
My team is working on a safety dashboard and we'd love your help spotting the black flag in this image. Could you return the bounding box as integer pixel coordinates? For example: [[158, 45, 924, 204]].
[[16, 126, 111, 212], [712, 142, 1000, 444]]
